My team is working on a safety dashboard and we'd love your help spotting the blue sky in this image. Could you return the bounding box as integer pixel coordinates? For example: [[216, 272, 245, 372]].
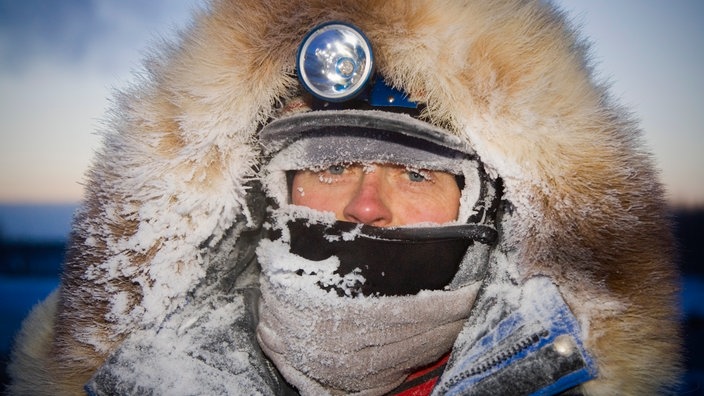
[[0, 0, 195, 202], [1, 0, 703, 205]]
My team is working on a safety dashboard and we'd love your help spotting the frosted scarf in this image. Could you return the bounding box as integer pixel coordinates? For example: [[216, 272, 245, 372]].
[[255, 238, 481, 396]]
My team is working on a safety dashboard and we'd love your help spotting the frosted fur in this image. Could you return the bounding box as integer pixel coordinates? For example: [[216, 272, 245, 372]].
[[8, 0, 681, 395]]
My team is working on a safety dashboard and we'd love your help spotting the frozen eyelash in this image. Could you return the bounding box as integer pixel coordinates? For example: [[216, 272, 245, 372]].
[[405, 166, 433, 181]]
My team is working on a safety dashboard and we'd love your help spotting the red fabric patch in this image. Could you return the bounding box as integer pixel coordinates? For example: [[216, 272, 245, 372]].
[[391, 353, 450, 396], [394, 377, 439, 396]]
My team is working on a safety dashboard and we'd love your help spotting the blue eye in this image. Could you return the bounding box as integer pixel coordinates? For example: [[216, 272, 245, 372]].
[[408, 171, 426, 182], [328, 164, 346, 175]]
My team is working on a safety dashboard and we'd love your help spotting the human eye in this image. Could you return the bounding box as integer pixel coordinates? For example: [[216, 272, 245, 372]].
[[406, 169, 431, 183], [408, 171, 425, 182], [315, 163, 356, 184], [327, 164, 346, 175]]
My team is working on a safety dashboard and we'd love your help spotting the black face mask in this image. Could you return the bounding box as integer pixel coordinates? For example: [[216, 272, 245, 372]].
[[286, 219, 498, 297]]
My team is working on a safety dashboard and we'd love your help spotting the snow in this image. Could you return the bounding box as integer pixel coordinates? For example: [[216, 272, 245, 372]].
[[254, 202, 488, 393], [257, 232, 483, 393], [2, 202, 702, 394], [87, 292, 279, 395], [257, 238, 362, 298], [434, 275, 598, 395], [261, 120, 483, 224]]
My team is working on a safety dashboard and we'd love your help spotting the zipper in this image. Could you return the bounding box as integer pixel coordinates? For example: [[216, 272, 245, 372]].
[[437, 329, 550, 393]]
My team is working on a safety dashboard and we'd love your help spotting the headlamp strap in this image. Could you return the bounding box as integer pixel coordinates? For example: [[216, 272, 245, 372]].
[[368, 77, 417, 109]]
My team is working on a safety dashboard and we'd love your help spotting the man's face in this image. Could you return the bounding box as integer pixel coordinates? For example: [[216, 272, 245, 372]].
[[291, 163, 461, 227]]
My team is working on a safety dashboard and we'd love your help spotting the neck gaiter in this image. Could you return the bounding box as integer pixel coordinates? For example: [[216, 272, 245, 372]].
[[256, 237, 480, 395]]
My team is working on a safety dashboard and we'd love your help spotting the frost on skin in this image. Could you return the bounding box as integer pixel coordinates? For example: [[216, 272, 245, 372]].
[[290, 162, 464, 226], [363, 163, 377, 174], [263, 144, 483, 225]]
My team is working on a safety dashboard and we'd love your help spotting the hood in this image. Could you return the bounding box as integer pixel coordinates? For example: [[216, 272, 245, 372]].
[[28, 0, 681, 394]]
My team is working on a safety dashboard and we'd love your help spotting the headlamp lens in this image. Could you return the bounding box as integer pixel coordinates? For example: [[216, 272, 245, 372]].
[[297, 22, 373, 102]]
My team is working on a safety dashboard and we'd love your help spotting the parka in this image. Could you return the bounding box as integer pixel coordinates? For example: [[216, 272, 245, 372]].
[[7, 0, 681, 394]]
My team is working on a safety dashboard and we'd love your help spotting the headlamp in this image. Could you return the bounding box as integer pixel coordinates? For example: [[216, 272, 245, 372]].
[[297, 22, 374, 102]]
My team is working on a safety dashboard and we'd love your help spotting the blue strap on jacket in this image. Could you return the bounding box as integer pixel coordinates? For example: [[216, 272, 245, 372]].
[[434, 276, 598, 396]]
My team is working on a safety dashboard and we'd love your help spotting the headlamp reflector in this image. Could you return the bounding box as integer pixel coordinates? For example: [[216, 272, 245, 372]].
[[297, 22, 373, 102]]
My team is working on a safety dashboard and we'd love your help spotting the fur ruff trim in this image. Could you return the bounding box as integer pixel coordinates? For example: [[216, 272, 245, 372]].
[[9, 0, 681, 394]]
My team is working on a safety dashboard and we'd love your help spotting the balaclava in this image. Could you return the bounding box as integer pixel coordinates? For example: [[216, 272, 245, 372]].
[[254, 22, 501, 395]]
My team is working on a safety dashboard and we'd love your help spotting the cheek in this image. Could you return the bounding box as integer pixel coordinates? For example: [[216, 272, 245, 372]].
[[395, 195, 460, 224], [291, 187, 330, 208], [429, 202, 460, 223], [291, 175, 347, 216], [392, 179, 461, 224]]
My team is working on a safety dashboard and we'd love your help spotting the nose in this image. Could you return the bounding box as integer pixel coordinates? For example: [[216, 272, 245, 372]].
[[342, 172, 392, 226]]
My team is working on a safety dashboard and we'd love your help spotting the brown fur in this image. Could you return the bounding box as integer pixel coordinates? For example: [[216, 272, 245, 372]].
[[8, 0, 681, 394]]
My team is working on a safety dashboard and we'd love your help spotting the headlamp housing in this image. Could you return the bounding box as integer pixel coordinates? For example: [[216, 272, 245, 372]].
[[296, 22, 374, 102]]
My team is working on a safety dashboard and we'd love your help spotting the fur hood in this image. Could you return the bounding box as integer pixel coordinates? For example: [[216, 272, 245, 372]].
[[9, 0, 680, 394]]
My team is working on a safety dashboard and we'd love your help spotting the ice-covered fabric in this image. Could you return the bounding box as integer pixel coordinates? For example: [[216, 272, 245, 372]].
[[435, 277, 598, 396], [256, 236, 481, 394], [85, 290, 283, 396], [258, 110, 475, 175], [84, 215, 297, 395]]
